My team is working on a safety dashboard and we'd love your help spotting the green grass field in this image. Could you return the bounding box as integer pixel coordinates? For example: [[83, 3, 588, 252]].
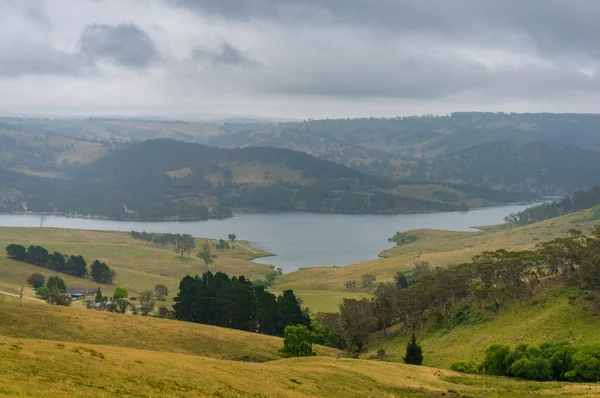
[[364, 283, 600, 369], [2, 296, 600, 398], [0, 227, 275, 299]]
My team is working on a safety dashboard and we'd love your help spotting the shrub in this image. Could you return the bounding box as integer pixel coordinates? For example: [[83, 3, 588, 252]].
[[482, 344, 511, 376], [280, 325, 315, 357], [510, 357, 552, 381], [450, 360, 479, 374], [27, 272, 46, 289]]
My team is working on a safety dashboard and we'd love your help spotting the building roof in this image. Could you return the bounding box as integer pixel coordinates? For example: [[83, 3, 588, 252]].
[[66, 288, 87, 295]]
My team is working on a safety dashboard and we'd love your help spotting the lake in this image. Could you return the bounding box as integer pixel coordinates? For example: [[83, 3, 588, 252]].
[[0, 204, 534, 273]]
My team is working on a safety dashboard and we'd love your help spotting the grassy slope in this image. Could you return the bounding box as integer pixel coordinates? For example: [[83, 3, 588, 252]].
[[0, 298, 317, 362], [366, 284, 600, 369], [275, 206, 600, 293], [3, 333, 600, 397], [0, 227, 274, 298]]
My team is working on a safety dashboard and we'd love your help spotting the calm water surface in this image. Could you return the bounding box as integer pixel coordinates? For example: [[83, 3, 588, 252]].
[[0, 204, 534, 273]]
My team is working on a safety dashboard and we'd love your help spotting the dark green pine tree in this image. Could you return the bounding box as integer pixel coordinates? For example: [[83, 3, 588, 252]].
[[403, 333, 424, 365], [95, 287, 103, 303]]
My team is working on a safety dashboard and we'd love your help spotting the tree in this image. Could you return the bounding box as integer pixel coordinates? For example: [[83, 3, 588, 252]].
[[413, 260, 432, 279], [36, 286, 51, 301], [155, 284, 169, 301], [90, 260, 115, 283], [228, 234, 237, 243], [67, 255, 87, 277], [343, 280, 357, 292], [48, 252, 66, 272], [482, 344, 511, 376], [26, 245, 49, 266], [394, 271, 409, 289], [47, 285, 72, 306], [138, 290, 155, 316], [281, 325, 314, 357], [39, 215, 48, 227], [95, 287, 103, 303], [277, 290, 309, 335], [27, 272, 46, 289], [113, 286, 129, 300], [197, 240, 215, 268], [361, 274, 377, 290], [338, 299, 377, 353], [5, 244, 27, 261], [46, 276, 66, 292], [403, 333, 424, 365]]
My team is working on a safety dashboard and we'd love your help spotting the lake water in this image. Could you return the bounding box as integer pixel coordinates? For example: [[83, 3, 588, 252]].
[[0, 204, 534, 273]]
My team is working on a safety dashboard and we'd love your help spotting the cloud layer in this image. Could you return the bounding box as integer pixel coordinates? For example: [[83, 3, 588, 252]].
[[0, 0, 598, 118]]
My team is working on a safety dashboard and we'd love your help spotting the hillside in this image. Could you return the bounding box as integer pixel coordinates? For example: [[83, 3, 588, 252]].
[[1, 139, 530, 220], [1, 299, 599, 397], [0, 227, 274, 299], [426, 141, 600, 194], [0, 226, 368, 313], [6, 113, 600, 195], [365, 283, 600, 369]]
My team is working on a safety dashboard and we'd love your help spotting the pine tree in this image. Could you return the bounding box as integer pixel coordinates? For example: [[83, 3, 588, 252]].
[[403, 333, 424, 365], [95, 287, 103, 303]]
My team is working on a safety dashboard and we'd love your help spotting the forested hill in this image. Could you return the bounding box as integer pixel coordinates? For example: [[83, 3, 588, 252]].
[[3, 139, 504, 220], [425, 141, 600, 194], [75, 138, 368, 184], [4, 113, 600, 195], [506, 185, 600, 225]]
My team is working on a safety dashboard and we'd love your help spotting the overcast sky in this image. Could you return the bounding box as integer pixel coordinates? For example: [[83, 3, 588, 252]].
[[1, 0, 599, 119]]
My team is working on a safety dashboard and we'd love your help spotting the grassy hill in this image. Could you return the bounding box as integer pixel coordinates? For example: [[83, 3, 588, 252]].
[[0, 227, 274, 299], [365, 283, 600, 369], [1, 298, 599, 397], [0, 226, 366, 313]]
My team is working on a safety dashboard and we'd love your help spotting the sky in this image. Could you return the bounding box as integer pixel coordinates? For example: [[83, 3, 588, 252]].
[[1, 0, 599, 119]]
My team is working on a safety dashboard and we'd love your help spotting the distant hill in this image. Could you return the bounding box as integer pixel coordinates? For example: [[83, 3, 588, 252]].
[[425, 141, 600, 194], [5, 113, 600, 194], [6, 139, 519, 220]]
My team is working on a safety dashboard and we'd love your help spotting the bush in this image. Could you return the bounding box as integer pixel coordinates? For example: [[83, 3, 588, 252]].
[[27, 272, 46, 289], [280, 325, 315, 357], [450, 360, 479, 374], [482, 344, 511, 376], [510, 357, 552, 381]]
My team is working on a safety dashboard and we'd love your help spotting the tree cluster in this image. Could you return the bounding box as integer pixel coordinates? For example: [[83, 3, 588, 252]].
[[173, 271, 310, 336], [329, 227, 600, 354], [129, 231, 196, 258], [467, 341, 600, 382], [5, 244, 115, 283], [33, 275, 72, 306]]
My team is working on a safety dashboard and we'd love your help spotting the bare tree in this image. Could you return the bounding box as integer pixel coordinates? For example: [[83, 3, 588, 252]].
[[39, 215, 48, 228], [19, 285, 25, 306]]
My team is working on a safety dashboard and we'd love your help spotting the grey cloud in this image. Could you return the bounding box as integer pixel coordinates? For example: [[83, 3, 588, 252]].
[[192, 42, 259, 67], [172, 0, 600, 59], [0, 41, 80, 77], [79, 23, 159, 68]]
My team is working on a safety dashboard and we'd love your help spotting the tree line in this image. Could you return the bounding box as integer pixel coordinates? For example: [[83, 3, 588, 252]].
[[129, 231, 197, 258], [173, 271, 310, 337], [5, 244, 115, 283], [317, 226, 600, 355], [505, 185, 600, 225]]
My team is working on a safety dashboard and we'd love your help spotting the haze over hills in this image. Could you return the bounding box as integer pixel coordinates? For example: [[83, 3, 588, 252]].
[[0, 138, 535, 220], [3, 112, 600, 196]]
